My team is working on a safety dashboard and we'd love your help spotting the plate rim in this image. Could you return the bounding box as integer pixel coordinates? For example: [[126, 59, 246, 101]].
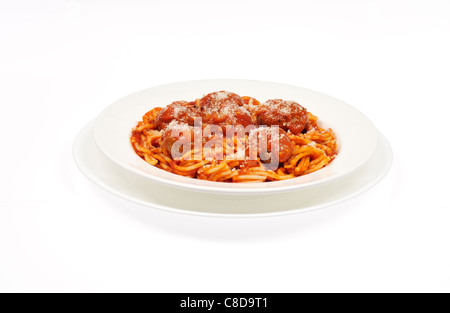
[[74, 120, 393, 217]]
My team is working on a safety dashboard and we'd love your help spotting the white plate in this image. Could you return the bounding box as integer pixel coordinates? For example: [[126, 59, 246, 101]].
[[75, 121, 392, 217], [93, 79, 378, 195]]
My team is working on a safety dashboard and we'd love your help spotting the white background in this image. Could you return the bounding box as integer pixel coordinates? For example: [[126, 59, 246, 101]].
[[1, 0, 449, 292]]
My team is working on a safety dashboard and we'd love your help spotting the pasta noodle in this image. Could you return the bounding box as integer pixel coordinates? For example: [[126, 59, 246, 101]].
[[130, 91, 337, 183]]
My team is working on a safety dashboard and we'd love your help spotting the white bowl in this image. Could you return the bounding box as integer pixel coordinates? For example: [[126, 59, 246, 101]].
[[93, 79, 378, 195]]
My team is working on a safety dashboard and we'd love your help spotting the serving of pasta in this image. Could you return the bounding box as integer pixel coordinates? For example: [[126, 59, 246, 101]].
[[130, 91, 338, 183]]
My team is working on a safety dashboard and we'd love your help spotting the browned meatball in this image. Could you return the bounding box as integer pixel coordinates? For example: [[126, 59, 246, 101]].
[[200, 90, 244, 108], [155, 101, 201, 129], [256, 99, 308, 135], [248, 127, 293, 163], [198, 91, 252, 130], [161, 121, 195, 158]]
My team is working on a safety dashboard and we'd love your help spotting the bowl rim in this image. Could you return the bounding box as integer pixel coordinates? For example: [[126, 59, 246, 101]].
[[93, 79, 379, 195]]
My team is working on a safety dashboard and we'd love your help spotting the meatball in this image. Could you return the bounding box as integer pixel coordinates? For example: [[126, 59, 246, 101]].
[[161, 121, 196, 158], [248, 127, 293, 164], [198, 91, 252, 130], [155, 101, 201, 129], [256, 99, 308, 135]]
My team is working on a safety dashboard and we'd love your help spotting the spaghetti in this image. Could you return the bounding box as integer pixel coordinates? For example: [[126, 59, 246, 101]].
[[130, 91, 338, 183]]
